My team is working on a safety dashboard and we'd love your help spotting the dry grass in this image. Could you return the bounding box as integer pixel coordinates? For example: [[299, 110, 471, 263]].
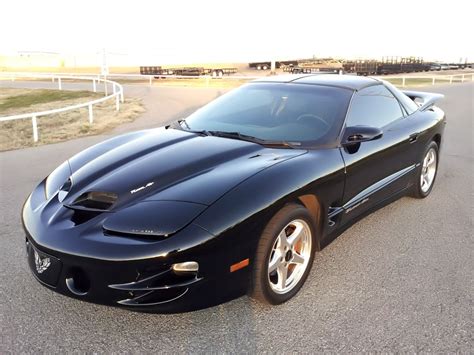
[[0, 88, 99, 114], [0, 88, 144, 151]]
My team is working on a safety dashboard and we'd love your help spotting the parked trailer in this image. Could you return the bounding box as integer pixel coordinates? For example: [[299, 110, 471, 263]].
[[248, 60, 299, 70], [286, 59, 344, 74], [342, 60, 378, 75], [139, 66, 237, 77], [376, 57, 430, 75], [287, 67, 342, 74], [344, 57, 431, 75]]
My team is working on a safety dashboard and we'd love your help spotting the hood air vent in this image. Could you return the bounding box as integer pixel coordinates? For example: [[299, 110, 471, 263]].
[[69, 191, 118, 211]]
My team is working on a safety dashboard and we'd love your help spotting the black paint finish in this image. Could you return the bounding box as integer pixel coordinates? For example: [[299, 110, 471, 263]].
[[22, 75, 446, 312]]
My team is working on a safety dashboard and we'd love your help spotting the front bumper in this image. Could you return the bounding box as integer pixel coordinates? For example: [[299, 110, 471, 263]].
[[25, 233, 248, 312], [22, 188, 251, 312], [25, 234, 203, 311]]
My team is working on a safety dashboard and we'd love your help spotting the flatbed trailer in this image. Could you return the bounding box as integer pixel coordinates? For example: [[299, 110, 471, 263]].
[[280, 58, 344, 74], [286, 66, 342, 74], [139, 66, 237, 77], [248, 60, 299, 70]]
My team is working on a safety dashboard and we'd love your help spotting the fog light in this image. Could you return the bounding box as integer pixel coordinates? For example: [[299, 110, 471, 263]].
[[65, 267, 90, 296], [172, 261, 199, 273]]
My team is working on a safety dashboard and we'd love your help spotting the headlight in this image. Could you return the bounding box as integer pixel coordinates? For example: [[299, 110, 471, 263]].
[[45, 161, 71, 199], [103, 200, 206, 238]]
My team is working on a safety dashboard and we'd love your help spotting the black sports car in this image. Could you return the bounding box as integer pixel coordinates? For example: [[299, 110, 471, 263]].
[[22, 75, 445, 312]]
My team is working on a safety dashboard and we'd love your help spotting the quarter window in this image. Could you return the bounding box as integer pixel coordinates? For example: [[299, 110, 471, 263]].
[[346, 85, 403, 128], [384, 81, 419, 114]]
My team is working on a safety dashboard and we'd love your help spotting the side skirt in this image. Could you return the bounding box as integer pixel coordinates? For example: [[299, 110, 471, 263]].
[[320, 185, 413, 250]]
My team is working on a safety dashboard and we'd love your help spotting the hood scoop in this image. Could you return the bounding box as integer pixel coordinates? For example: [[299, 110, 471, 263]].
[[65, 191, 118, 212]]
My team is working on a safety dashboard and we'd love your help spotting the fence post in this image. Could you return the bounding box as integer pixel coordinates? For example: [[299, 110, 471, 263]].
[[461, 74, 465, 82], [120, 89, 124, 103], [51, 76, 55, 83], [115, 94, 120, 111], [149, 76, 152, 86], [32, 115, 38, 142], [450, 76, 453, 84], [104, 76, 108, 96], [402, 77, 406, 87], [432, 77, 435, 85], [58, 77, 62, 90], [93, 79, 97, 92], [88, 104, 94, 124]]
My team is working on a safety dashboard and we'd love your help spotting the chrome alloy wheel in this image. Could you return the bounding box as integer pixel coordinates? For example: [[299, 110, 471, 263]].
[[420, 148, 437, 193], [267, 219, 312, 294]]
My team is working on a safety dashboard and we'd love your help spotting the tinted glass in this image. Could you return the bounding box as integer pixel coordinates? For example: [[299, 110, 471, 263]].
[[346, 85, 403, 128], [384, 81, 419, 114], [185, 83, 352, 144]]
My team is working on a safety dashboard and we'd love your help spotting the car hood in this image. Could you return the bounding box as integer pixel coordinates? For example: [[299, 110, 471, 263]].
[[63, 128, 306, 210]]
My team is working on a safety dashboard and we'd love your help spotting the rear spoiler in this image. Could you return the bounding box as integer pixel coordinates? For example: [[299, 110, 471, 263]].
[[402, 90, 444, 111]]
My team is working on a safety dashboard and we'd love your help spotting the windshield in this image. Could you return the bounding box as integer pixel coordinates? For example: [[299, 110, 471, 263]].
[[184, 83, 352, 145]]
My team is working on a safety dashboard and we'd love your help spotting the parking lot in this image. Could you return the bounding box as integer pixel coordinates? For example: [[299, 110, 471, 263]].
[[0, 81, 472, 352]]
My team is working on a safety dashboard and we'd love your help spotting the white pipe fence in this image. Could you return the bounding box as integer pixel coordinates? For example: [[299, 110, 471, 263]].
[[0, 71, 472, 143], [0, 73, 124, 142], [2, 71, 472, 89], [379, 73, 473, 87], [2, 70, 472, 83]]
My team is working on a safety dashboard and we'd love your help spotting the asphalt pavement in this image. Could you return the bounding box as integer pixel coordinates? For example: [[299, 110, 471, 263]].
[[0, 81, 472, 353]]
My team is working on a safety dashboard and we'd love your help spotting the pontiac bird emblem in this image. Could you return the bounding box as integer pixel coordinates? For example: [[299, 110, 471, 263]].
[[34, 250, 51, 274], [130, 182, 154, 194]]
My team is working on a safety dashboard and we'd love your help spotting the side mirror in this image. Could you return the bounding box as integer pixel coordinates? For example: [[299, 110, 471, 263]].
[[342, 125, 383, 145]]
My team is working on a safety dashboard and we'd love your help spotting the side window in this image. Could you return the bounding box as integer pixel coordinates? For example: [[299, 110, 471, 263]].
[[346, 85, 403, 128]]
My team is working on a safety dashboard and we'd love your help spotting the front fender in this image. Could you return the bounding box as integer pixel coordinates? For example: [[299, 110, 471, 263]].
[[193, 148, 345, 247]]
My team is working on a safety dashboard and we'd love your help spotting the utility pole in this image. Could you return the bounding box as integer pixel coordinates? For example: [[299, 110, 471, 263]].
[[101, 48, 109, 96], [101, 48, 109, 76]]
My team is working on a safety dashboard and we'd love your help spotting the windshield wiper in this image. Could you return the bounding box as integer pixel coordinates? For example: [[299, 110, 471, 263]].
[[168, 123, 300, 148], [169, 119, 211, 136], [208, 131, 300, 149]]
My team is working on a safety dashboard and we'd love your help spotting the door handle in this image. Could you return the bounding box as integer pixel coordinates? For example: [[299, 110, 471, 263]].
[[409, 133, 419, 143]]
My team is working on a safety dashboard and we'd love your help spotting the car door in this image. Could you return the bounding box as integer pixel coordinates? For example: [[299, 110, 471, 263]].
[[339, 84, 417, 224]]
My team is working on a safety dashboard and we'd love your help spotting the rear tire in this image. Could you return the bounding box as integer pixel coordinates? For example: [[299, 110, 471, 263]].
[[250, 204, 316, 305], [412, 141, 439, 198]]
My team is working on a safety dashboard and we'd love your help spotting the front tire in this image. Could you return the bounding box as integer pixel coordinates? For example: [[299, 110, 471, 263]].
[[250, 204, 316, 305], [412, 141, 439, 198]]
